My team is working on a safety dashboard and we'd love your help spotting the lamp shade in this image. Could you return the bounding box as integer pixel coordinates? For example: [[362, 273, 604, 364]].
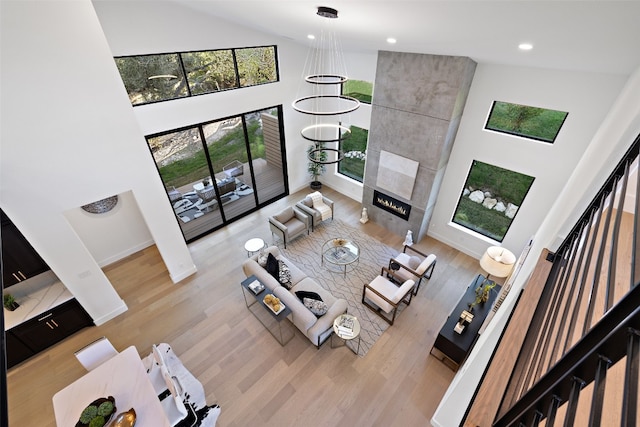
[[480, 246, 516, 278]]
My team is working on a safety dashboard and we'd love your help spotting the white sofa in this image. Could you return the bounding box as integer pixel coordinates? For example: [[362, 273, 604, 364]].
[[242, 246, 348, 347]]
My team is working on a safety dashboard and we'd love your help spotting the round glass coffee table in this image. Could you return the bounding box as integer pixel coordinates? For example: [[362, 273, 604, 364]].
[[321, 238, 359, 277]]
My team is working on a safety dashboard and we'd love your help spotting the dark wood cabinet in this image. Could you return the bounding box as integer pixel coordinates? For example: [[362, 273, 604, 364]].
[[1, 209, 50, 287], [7, 299, 93, 368], [431, 275, 500, 370], [5, 331, 34, 368]]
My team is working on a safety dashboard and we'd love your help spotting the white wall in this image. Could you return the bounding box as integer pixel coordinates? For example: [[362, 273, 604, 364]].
[[1, 0, 195, 324], [93, 0, 313, 196], [94, 0, 380, 202], [63, 191, 154, 267], [432, 66, 640, 426], [429, 63, 627, 259]]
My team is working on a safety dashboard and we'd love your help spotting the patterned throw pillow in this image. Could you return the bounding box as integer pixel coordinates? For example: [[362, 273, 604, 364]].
[[257, 249, 268, 267], [303, 298, 328, 317], [278, 260, 292, 289]]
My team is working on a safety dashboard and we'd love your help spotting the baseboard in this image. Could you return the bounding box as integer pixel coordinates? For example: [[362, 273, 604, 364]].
[[92, 299, 128, 326], [170, 264, 197, 283], [97, 239, 155, 267]]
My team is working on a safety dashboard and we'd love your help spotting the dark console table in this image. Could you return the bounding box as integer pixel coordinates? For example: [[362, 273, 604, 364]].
[[431, 274, 500, 370]]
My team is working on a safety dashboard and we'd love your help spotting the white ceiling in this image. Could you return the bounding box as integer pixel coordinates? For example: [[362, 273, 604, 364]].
[[176, 0, 640, 75]]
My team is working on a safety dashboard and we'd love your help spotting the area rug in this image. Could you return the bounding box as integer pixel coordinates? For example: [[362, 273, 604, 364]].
[[281, 219, 400, 357]]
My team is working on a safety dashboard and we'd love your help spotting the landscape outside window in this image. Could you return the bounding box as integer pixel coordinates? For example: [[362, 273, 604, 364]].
[[453, 160, 534, 242], [338, 125, 368, 183], [342, 79, 373, 104], [115, 45, 278, 106], [147, 106, 286, 241], [485, 101, 568, 143], [181, 50, 237, 95], [115, 54, 188, 105], [236, 46, 278, 87]]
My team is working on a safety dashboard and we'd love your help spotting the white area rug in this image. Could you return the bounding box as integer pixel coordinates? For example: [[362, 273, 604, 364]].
[[281, 219, 401, 357]]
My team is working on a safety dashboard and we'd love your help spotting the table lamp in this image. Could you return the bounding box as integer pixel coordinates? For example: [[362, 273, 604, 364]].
[[479, 246, 516, 283]]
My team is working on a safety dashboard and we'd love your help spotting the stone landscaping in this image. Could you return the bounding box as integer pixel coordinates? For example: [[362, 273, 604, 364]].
[[463, 187, 519, 219]]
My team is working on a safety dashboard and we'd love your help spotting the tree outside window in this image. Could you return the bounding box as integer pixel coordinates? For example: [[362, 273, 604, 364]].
[[452, 160, 534, 242]]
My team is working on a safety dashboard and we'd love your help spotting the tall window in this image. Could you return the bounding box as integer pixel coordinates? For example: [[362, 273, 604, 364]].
[[338, 125, 367, 183], [115, 45, 278, 106], [342, 79, 373, 104], [147, 106, 287, 242], [485, 101, 568, 143], [452, 160, 534, 242]]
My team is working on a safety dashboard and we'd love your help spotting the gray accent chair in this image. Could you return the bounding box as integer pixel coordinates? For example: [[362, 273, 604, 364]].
[[268, 206, 310, 248], [295, 194, 334, 231]]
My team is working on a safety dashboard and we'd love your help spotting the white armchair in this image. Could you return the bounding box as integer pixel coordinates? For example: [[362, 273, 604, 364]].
[[295, 192, 334, 231], [389, 245, 436, 296], [362, 267, 416, 325]]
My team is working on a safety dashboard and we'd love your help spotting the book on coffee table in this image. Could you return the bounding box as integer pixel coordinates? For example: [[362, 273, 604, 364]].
[[337, 316, 354, 336], [248, 280, 264, 295]]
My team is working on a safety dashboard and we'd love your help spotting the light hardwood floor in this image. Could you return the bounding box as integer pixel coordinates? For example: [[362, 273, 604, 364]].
[[7, 187, 487, 426]]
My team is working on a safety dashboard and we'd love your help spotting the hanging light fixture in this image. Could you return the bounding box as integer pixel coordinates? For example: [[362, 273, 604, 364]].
[[293, 6, 360, 166]]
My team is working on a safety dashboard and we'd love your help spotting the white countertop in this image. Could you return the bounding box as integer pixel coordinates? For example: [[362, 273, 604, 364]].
[[53, 346, 170, 427], [4, 271, 74, 330]]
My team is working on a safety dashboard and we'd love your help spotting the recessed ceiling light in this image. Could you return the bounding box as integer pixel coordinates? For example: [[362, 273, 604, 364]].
[[387, 37, 397, 44], [518, 43, 533, 51], [308, 34, 315, 40]]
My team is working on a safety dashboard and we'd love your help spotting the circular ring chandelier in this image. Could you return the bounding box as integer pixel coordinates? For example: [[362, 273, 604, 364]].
[[301, 124, 351, 143], [308, 147, 345, 164], [292, 94, 360, 116]]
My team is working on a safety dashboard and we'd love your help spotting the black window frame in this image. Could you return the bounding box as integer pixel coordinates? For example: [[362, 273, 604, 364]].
[[484, 100, 568, 144], [115, 44, 279, 107]]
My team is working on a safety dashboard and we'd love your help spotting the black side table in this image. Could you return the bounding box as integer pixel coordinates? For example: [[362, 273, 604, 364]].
[[241, 275, 295, 346]]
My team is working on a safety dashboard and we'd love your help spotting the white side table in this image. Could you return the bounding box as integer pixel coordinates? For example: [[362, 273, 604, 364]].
[[331, 314, 361, 355], [244, 238, 265, 257]]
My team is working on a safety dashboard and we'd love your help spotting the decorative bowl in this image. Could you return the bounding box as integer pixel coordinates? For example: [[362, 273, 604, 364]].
[[75, 396, 117, 427]]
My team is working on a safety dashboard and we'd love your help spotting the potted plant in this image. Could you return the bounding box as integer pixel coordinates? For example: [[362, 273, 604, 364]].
[[3, 294, 19, 311], [307, 143, 327, 190]]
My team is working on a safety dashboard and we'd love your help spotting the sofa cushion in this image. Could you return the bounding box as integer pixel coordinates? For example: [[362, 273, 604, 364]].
[[295, 290, 323, 302], [266, 253, 279, 279], [291, 277, 337, 306], [278, 260, 292, 289], [303, 298, 328, 317], [302, 197, 313, 208], [273, 206, 293, 224], [272, 286, 316, 333]]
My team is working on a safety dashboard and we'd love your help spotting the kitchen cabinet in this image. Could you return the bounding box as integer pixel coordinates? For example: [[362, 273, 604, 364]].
[[1, 209, 50, 287], [5, 331, 34, 368], [8, 299, 93, 367]]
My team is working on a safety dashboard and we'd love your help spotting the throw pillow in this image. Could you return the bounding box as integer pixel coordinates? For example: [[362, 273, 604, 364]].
[[408, 256, 422, 270], [303, 297, 328, 317], [257, 249, 268, 267], [302, 197, 313, 208], [266, 253, 279, 279], [278, 260, 292, 289], [295, 290, 323, 302]]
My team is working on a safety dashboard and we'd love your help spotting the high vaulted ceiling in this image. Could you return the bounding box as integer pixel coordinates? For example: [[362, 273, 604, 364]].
[[176, 0, 640, 75]]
